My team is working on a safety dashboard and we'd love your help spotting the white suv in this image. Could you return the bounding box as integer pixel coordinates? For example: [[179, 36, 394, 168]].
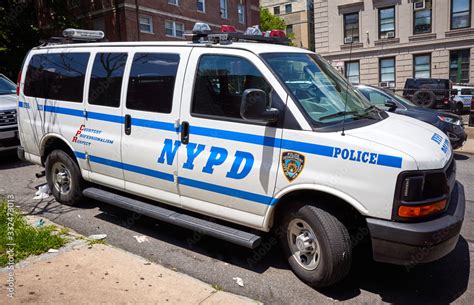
[[16, 29, 465, 287]]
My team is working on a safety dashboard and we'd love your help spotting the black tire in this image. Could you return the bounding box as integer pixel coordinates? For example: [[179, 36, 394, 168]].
[[278, 203, 352, 288], [413, 90, 436, 108], [454, 103, 464, 115], [45, 150, 84, 206]]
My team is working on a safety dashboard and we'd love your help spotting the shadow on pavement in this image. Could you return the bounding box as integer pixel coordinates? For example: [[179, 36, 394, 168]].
[[94, 200, 469, 304], [0, 150, 31, 170], [320, 236, 470, 304], [455, 153, 470, 161], [94, 202, 289, 273]]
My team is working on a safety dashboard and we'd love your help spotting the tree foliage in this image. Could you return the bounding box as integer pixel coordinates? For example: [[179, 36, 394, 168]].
[[260, 7, 286, 31], [259, 7, 296, 46], [0, 0, 81, 79], [0, 0, 39, 79]]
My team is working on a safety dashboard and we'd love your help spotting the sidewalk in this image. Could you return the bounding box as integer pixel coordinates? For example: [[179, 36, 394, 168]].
[[1, 238, 259, 304], [456, 126, 474, 155]]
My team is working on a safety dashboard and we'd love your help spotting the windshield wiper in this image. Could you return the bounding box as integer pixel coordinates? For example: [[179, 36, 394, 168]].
[[320, 111, 358, 121]]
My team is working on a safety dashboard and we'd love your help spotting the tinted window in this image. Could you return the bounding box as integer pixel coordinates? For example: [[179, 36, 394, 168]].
[[461, 89, 474, 95], [89, 53, 128, 107], [192, 55, 271, 119], [126, 53, 179, 113], [0, 76, 15, 95], [24, 53, 90, 102]]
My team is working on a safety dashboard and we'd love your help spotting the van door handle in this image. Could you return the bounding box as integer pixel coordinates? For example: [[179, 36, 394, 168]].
[[181, 121, 190, 144], [124, 114, 132, 135]]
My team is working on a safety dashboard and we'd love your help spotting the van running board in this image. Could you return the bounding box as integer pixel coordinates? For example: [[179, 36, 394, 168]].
[[83, 187, 262, 249]]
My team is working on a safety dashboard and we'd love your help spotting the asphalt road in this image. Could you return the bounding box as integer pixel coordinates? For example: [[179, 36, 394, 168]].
[[1, 151, 473, 305]]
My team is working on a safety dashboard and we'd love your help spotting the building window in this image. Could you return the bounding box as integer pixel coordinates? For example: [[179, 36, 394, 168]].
[[414, 54, 431, 78], [343, 13, 359, 43], [413, 0, 432, 34], [238, 4, 245, 23], [451, 0, 471, 29], [197, 0, 205, 12], [380, 57, 396, 83], [168, 0, 178, 5], [165, 21, 184, 38], [345, 61, 360, 84], [286, 24, 293, 34], [274, 6, 280, 15], [450, 49, 470, 83], [285, 4, 292, 13], [139, 16, 153, 33], [220, 0, 228, 18], [379, 6, 395, 39]]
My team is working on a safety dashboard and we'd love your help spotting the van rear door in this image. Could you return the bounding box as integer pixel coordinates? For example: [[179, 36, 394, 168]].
[[83, 50, 129, 189], [121, 47, 191, 205]]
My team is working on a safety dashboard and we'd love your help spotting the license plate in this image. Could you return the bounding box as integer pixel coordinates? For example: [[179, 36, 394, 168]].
[[0, 131, 15, 140]]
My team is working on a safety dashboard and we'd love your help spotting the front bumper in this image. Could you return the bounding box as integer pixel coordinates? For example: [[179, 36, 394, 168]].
[[366, 182, 465, 266], [0, 129, 20, 152], [447, 127, 467, 150]]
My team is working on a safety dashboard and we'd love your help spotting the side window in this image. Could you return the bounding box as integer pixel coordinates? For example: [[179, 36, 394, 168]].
[[359, 89, 388, 107], [461, 89, 473, 95], [126, 53, 179, 113], [88, 53, 128, 107], [192, 55, 271, 119], [24, 53, 90, 103]]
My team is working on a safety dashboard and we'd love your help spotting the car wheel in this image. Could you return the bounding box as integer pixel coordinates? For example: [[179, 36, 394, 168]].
[[413, 90, 436, 108], [454, 103, 464, 115], [45, 150, 84, 206], [279, 203, 352, 288]]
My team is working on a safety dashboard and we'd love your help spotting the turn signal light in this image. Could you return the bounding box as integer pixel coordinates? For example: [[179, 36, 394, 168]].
[[398, 199, 447, 218]]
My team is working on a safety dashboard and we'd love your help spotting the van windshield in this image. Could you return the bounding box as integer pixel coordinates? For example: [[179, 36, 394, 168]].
[[262, 53, 381, 127]]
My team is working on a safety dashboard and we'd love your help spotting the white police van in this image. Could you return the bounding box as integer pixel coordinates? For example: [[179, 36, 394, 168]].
[[453, 85, 474, 113], [16, 28, 465, 287]]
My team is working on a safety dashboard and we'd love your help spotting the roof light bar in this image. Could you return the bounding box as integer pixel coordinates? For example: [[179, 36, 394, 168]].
[[63, 28, 105, 41]]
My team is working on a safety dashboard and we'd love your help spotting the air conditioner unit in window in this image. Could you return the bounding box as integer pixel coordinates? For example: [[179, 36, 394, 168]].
[[379, 82, 389, 88], [344, 36, 353, 44], [387, 31, 395, 39], [414, 0, 426, 11]]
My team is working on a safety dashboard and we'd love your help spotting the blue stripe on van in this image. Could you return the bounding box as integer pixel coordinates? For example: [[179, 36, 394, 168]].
[[22, 102, 403, 169], [178, 177, 275, 206], [74, 151, 273, 205], [131, 117, 178, 132]]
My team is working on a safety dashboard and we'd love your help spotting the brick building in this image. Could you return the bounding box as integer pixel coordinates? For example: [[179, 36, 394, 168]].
[[37, 0, 260, 42]]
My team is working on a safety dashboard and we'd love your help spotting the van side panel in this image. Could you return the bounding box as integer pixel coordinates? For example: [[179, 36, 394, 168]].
[[18, 49, 91, 171]]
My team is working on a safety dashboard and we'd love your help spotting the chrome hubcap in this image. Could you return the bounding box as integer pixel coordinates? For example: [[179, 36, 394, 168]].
[[288, 218, 321, 270], [52, 162, 72, 195]]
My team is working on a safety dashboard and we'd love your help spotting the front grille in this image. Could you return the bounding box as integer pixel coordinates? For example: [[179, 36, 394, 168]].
[[0, 109, 17, 126]]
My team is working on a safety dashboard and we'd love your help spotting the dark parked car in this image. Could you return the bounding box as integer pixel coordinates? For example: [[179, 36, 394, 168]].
[[357, 84, 467, 149], [402, 78, 454, 109]]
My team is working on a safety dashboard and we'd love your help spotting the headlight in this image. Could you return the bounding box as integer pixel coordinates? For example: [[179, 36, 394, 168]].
[[438, 115, 461, 126]]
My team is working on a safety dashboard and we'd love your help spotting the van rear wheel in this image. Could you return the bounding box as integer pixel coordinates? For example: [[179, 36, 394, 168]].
[[45, 150, 84, 206], [279, 204, 352, 288]]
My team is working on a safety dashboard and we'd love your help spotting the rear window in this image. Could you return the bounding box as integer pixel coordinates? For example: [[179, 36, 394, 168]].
[[461, 88, 474, 95], [24, 53, 90, 103]]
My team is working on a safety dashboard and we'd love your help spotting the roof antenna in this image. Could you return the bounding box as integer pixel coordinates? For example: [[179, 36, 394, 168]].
[[341, 26, 356, 136]]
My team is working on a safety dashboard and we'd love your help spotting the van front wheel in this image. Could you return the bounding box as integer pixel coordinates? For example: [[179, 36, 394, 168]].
[[45, 150, 84, 206], [279, 204, 352, 288]]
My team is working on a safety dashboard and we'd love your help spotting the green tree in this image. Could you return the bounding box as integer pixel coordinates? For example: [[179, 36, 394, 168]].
[[259, 7, 296, 46], [0, 0, 40, 79]]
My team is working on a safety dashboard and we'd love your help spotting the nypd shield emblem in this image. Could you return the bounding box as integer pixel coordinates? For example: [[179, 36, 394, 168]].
[[282, 151, 305, 182]]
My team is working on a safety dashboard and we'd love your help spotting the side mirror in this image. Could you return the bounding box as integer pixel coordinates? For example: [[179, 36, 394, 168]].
[[384, 99, 398, 111], [240, 89, 279, 123]]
